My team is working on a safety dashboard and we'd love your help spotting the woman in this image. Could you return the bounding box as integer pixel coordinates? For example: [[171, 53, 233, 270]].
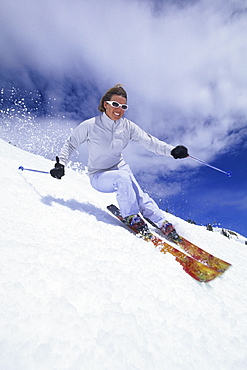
[[50, 84, 188, 237]]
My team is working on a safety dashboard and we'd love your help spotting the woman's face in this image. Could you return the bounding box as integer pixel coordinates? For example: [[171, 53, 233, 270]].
[[104, 94, 127, 121]]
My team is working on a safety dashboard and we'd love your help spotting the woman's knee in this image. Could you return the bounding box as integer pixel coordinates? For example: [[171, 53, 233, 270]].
[[113, 170, 132, 191]]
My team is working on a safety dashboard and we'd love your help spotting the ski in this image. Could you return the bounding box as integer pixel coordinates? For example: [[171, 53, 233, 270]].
[[107, 204, 227, 283], [145, 218, 231, 273]]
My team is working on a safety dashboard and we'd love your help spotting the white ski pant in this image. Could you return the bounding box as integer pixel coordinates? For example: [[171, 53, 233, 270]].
[[90, 164, 165, 227]]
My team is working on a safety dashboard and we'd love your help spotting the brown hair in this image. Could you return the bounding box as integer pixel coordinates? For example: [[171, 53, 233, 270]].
[[98, 84, 127, 112]]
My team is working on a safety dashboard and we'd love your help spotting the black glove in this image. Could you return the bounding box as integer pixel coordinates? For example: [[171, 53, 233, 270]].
[[171, 145, 189, 159], [50, 156, 65, 179]]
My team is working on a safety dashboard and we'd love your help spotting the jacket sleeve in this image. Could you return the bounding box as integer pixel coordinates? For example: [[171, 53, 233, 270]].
[[59, 119, 91, 165], [128, 120, 175, 156]]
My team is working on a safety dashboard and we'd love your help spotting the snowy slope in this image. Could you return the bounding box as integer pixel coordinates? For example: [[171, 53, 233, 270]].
[[1, 138, 247, 370]]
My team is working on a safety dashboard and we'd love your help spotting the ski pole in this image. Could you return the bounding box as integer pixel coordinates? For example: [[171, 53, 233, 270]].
[[188, 155, 232, 177], [18, 166, 49, 174]]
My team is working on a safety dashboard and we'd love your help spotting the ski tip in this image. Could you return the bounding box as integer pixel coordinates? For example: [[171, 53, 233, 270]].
[[18, 166, 24, 171]]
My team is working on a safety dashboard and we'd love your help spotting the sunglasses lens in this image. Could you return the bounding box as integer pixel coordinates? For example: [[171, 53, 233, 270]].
[[121, 105, 128, 111], [112, 101, 120, 108]]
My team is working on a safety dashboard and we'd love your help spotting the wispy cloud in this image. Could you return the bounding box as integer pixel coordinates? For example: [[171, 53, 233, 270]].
[[1, 0, 247, 167]]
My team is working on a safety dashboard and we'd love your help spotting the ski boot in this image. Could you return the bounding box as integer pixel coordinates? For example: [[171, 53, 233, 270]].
[[124, 214, 153, 240], [160, 221, 180, 241]]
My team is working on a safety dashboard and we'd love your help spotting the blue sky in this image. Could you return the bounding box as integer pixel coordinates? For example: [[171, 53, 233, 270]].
[[0, 0, 247, 236]]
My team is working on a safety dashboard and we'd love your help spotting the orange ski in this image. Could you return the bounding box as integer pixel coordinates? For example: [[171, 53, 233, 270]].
[[107, 205, 228, 283]]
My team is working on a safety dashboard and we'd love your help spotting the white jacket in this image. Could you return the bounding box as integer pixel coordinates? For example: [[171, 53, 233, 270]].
[[59, 113, 174, 177]]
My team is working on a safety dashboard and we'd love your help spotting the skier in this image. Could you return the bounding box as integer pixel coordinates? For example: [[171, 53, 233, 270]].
[[50, 84, 188, 237]]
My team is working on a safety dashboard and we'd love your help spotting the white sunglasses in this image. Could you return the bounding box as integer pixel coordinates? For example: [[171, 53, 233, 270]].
[[106, 101, 128, 111]]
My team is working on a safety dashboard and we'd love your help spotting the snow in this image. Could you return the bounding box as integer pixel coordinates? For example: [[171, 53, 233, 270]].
[[1, 138, 247, 370]]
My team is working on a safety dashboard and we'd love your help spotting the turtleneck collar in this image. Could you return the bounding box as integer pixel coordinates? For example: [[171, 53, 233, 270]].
[[102, 112, 121, 124]]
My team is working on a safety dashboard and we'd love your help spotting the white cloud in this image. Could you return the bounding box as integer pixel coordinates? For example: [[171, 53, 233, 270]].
[[0, 0, 247, 168]]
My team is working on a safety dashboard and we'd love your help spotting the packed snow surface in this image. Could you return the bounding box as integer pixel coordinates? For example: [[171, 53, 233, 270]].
[[1, 139, 247, 370]]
